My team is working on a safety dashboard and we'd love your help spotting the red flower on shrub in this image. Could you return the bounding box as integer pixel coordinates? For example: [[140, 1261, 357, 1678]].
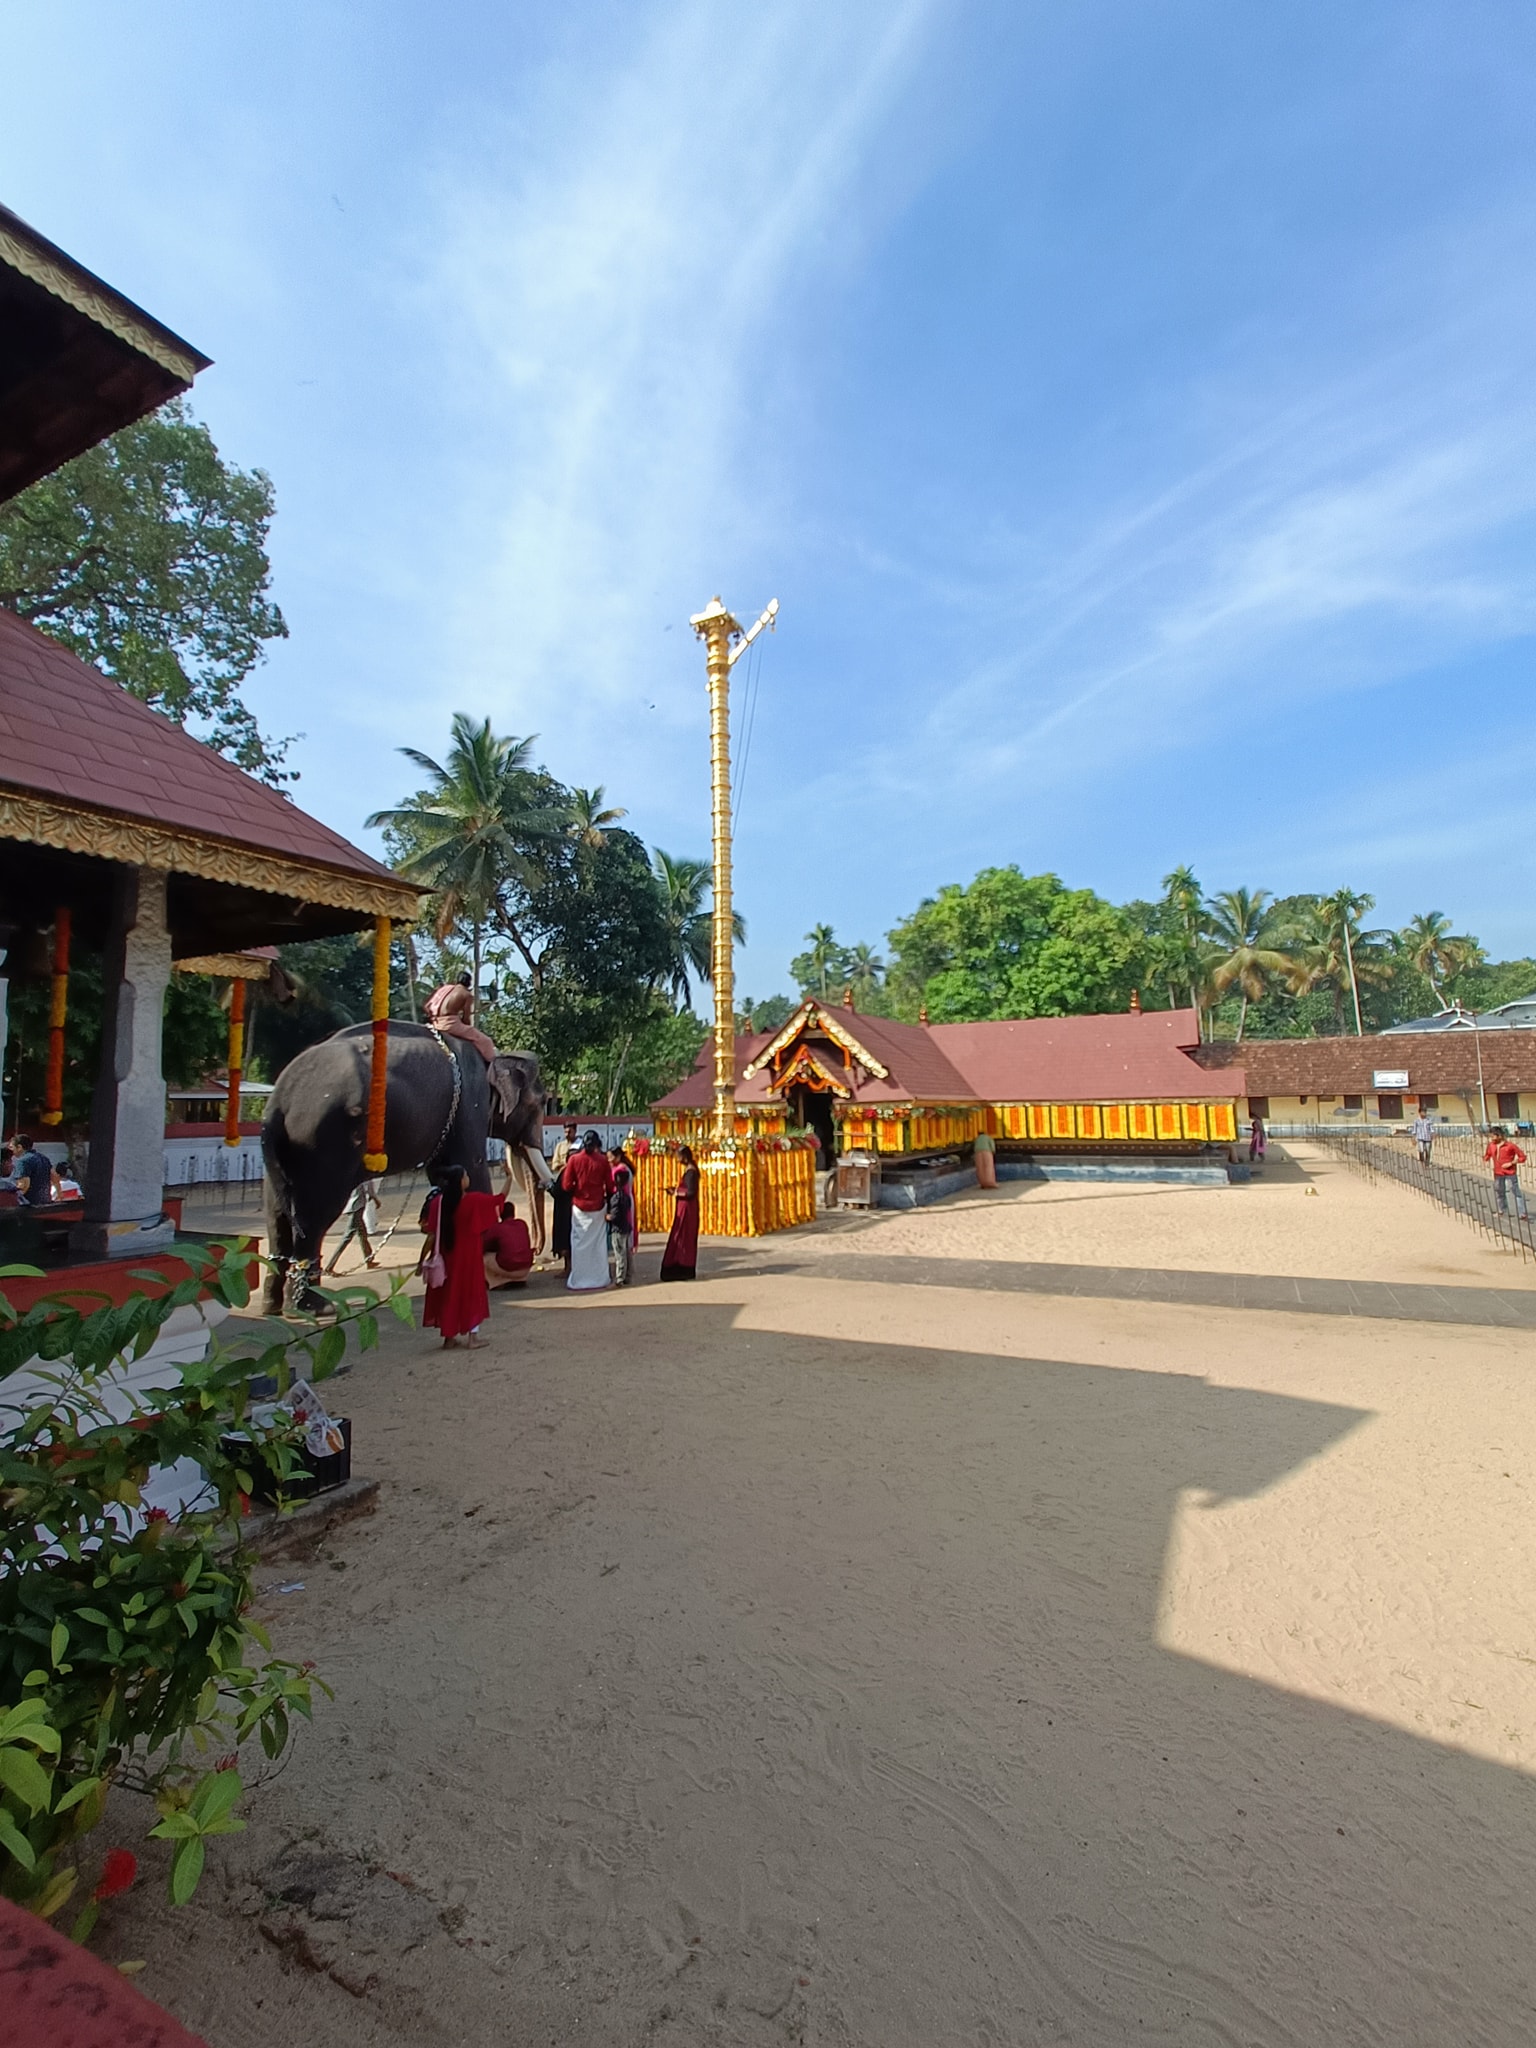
[[94, 1849, 138, 1900], [145, 1507, 170, 1524], [214, 1754, 238, 1772]]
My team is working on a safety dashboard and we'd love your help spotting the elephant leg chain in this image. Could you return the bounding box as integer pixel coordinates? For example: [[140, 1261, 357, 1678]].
[[283, 1256, 330, 1318]]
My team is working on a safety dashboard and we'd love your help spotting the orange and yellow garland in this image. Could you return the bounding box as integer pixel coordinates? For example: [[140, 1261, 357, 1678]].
[[39, 908, 70, 1126], [223, 977, 246, 1146], [362, 916, 391, 1173]]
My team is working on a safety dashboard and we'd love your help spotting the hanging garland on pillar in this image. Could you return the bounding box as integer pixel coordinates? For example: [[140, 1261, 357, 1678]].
[[223, 977, 246, 1147], [362, 916, 391, 1172], [40, 907, 71, 1126]]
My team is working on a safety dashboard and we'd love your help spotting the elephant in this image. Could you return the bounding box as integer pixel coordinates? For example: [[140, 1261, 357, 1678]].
[[260, 1021, 545, 1313]]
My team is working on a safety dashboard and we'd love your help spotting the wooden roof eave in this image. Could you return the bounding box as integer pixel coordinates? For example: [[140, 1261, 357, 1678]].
[[0, 787, 421, 924], [742, 999, 891, 1081]]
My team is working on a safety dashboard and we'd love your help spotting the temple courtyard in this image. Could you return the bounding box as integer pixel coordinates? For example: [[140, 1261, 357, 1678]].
[[105, 1143, 1536, 2044]]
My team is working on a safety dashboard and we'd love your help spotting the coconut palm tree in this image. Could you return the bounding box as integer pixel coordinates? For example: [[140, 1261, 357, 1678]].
[[1159, 865, 1212, 1033], [651, 849, 746, 1010], [846, 942, 885, 1005], [366, 713, 567, 995], [1204, 887, 1293, 1042], [569, 785, 627, 850], [1398, 911, 1484, 1000], [1291, 889, 1393, 1035], [801, 924, 843, 999]]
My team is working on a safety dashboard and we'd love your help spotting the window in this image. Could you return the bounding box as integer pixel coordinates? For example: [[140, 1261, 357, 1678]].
[[1376, 1094, 1403, 1121], [1343, 1094, 1362, 1111], [1416, 1094, 1438, 1111], [1247, 1096, 1270, 1119], [1317, 1095, 1334, 1103], [1498, 1093, 1521, 1121]]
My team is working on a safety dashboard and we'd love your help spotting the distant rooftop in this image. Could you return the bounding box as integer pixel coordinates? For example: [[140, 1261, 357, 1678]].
[[1380, 996, 1536, 1034]]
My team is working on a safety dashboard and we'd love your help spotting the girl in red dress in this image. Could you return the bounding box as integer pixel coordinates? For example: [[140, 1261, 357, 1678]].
[[418, 1164, 501, 1348]]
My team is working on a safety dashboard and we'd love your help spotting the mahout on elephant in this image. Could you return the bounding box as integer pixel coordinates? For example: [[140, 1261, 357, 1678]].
[[261, 1021, 544, 1313]]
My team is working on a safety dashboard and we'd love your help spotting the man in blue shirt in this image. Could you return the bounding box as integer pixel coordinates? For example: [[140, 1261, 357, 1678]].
[[11, 1134, 54, 1206]]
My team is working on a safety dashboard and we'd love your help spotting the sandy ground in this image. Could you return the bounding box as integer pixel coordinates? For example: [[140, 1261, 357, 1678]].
[[98, 1161, 1536, 2044], [785, 1138, 1536, 1291]]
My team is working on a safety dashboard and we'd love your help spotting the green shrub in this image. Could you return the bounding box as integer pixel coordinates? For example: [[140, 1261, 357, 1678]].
[[0, 1243, 408, 1928]]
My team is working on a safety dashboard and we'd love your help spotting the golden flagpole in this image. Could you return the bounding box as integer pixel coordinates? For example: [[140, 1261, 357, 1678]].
[[689, 593, 778, 1147]]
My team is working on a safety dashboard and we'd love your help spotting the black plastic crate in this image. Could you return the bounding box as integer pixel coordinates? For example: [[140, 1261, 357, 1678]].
[[222, 1416, 351, 1503]]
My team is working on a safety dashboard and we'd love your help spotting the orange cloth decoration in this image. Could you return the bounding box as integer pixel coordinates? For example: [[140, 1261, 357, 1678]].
[[40, 907, 70, 1126], [223, 977, 246, 1146], [362, 916, 391, 1172]]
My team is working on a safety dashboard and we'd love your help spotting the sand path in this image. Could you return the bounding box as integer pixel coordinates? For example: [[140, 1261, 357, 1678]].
[[107, 1159, 1536, 2043]]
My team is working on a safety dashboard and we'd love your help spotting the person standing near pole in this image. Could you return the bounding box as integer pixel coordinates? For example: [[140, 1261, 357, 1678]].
[[1484, 1126, 1529, 1222], [1411, 1105, 1436, 1169]]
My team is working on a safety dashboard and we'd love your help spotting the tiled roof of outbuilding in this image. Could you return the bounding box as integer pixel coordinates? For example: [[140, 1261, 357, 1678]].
[[1194, 1033, 1536, 1096]]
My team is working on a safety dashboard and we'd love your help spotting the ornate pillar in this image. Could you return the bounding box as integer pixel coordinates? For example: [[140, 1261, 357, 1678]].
[[80, 866, 173, 1255], [690, 597, 740, 1146]]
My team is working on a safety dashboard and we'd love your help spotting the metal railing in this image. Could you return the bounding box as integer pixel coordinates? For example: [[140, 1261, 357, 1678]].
[[1307, 1127, 1536, 1263]]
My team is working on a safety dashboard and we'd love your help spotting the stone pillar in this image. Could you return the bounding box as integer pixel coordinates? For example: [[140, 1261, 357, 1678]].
[[80, 866, 173, 1257]]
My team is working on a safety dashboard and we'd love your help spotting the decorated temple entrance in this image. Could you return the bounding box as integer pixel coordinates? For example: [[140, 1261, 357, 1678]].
[[788, 1080, 837, 1162]]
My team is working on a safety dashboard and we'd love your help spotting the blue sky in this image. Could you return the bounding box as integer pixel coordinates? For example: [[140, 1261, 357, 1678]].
[[6, 1, 1536, 988]]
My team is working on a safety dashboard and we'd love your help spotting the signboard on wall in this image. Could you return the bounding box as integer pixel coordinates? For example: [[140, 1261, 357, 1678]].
[[1372, 1070, 1410, 1090]]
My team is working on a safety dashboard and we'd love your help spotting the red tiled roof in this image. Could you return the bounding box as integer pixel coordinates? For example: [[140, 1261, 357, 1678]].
[[932, 1008, 1239, 1102], [654, 1005, 1243, 1110], [0, 608, 398, 884], [1194, 1033, 1536, 1096]]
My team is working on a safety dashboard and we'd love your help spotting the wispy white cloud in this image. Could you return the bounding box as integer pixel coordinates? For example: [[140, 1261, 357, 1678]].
[[410, 0, 936, 805], [844, 215, 1536, 810]]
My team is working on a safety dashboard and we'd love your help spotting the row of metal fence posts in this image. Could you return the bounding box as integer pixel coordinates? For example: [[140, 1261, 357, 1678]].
[[1309, 1127, 1536, 1265]]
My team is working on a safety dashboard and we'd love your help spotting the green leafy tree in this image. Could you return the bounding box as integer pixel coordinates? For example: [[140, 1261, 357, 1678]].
[[489, 830, 677, 1078], [886, 868, 1147, 1023], [0, 400, 292, 780], [558, 1004, 710, 1115], [737, 993, 800, 1035]]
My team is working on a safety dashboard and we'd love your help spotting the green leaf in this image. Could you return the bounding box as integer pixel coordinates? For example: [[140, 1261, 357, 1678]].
[[312, 1324, 346, 1379], [149, 1811, 199, 1840], [0, 1745, 53, 1814], [169, 1833, 205, 1905], [0, 1808, 37, 1868], [53, 1776, 103, 1815], [50, 1620, 68, 1667], [356, 1313, 378, 1353], [190, 1767, 243, 1826], [69, 1896, 101, 1945]]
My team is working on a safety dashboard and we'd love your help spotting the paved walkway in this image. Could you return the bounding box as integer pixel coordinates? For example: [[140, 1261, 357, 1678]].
[[719, 1247, 1536, 1328]]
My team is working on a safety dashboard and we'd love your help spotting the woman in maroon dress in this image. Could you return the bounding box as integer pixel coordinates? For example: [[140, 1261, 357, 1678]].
[[659, 1144, 700, 1281], [418, 1164, 500, 1347]]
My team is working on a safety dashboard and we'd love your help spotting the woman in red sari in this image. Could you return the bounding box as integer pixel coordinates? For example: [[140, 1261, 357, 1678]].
[[659, 1144, 700, 1281], [418, 1164, 500, 1347]]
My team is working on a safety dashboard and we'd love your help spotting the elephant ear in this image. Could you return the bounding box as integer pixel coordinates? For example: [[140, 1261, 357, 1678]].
[[487, 1058, 522, 1126]]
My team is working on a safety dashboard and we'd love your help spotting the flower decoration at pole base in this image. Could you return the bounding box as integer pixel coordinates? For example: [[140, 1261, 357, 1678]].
[[40, 905, 71, 1125], [222, 976, 246, 1147]]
